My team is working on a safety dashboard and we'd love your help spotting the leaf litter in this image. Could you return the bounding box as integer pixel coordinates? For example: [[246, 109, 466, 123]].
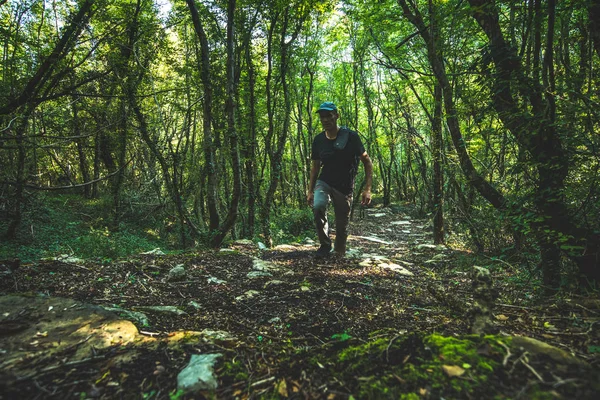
[[0, 207, 598, 399]]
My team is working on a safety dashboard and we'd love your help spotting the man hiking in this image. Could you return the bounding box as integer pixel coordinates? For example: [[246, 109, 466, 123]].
[[307, 102, 373, 258]]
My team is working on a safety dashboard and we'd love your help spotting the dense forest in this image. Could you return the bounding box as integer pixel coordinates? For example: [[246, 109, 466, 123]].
[[2, 0, 600, 288]]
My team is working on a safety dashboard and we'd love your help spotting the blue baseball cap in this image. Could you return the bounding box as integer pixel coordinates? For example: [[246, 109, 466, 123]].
[[317, 101, 337, 112]]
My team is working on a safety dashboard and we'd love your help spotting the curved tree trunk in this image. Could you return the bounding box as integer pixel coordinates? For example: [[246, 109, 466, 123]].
[[186, 0, 219, 234]]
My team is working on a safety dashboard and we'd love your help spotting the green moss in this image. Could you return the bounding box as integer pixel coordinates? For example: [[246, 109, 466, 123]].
[[424, 334, 506, 373], [338, 338, 389, 364], [330, 333, 511, 399], [219, 359, 248, 382]]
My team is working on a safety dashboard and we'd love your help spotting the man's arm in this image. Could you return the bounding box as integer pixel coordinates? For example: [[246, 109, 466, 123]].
[[307, 160, 321, 206], [360, 152, 373, 205]]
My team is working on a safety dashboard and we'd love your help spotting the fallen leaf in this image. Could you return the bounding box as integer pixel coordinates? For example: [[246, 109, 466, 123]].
[[495, 314, 509, 321], [543, 321, 556, 330], [277, 379, 288, 397], [419, 388, 428, 396], [442, 365, 465, 377]]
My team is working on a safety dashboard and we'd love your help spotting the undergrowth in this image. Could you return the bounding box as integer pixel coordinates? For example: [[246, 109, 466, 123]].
[[0, 193, 168, 263]]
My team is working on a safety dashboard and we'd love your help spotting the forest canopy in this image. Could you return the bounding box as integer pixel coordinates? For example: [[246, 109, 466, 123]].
[[1, 0, 600, 291]]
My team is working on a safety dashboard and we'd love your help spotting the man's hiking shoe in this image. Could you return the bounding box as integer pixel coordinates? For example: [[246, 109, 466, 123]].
[[314, 245, 332, 259]]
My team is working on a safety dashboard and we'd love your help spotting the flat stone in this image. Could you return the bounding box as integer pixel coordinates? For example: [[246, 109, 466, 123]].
[[252, 258, 279, 272], [247, 271, 273, 279], [132, 306, 187, 316], [235, 290, 260, 301], [141, 248, 165, 255], [274, 244, 297, 251], [233, 239, 253, 245], [356, 236, 393, 245], [177, 353, 222, 393], [378, 263, 414, 276], [207, 276, 227, 285]]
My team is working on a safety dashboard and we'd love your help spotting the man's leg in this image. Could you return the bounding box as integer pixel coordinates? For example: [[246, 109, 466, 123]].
[[313, 180, 332, 254], [331, 187, 352, 256]]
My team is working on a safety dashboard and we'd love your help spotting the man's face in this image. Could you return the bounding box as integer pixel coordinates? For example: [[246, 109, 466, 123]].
[[318, 111, 338, 131]]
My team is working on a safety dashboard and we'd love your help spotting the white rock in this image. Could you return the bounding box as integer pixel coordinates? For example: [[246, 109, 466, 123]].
[[359, 259, 373, 267], [257, 242, 268, 250], [168, 265, 186, 281], [252, 258, 279, 272], [235, 290, 260, 301], [141, 248, 165, 255], [247, 271, 273, 279], [391, 221, 411, 225], [355, 236, 393, 245], [233, 239, 253, 245], [416, 244, 437, 250], [207, 276, 227, 285], [379, 263, 414, 276], [274, 244, 297, 251], [177, 353, 222, 393], [200, 330, 237, 343]]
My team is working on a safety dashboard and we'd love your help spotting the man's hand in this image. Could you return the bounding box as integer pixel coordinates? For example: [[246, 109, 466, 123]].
[[361, 189, 372, 206], [307, 191, 314, 206]]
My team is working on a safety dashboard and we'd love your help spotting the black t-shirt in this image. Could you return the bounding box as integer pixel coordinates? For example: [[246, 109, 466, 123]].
[[311, 128, 365, 195]]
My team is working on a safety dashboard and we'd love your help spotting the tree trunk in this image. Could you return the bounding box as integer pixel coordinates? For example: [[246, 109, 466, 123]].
[[432, 83, 444, 244], [209, 0, 241, 247], [468, 0, 599, 286], [186, 0, 219, 233], [71, 94, 91, 198]]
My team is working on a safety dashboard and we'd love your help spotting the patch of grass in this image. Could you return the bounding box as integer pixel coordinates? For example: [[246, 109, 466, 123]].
[[0, 193, 168, 262]]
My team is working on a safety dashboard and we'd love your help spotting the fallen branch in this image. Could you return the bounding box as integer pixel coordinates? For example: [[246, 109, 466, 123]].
[[521, 358, 545, 383], [496, 340, 512, 367], [250, 376, 276, 388]]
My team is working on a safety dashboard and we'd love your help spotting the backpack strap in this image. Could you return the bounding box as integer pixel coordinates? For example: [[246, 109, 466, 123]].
[[333, 127, 349, 150]]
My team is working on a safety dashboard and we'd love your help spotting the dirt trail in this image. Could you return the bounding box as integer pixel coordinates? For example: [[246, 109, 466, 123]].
[[1, 206, 598, 399]]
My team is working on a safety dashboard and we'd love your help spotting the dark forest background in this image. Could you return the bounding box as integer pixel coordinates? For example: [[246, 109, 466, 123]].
[[1, 0, 600, 292]]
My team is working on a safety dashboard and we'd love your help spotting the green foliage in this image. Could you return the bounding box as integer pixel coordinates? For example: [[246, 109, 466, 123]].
[[270, 207, 315, 244], [0, 194, 168, 262], [71, 227, 158, 261]]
